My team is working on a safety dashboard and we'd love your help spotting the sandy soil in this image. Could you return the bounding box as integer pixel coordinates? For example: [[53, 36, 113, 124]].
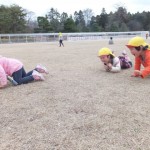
[[0, 39, 150, 150]]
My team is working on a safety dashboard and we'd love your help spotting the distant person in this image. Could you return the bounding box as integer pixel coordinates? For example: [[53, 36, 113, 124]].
[[146, 33, 149, 39], [58, 32, 64, 47], [0, 55, 48, 88], [126, 36, 150, 78], [108, 37, 114, 45], [98, 47, 132, 72]]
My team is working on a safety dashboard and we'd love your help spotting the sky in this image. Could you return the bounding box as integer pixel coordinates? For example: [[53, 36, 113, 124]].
[[1, 0, 150, 17]]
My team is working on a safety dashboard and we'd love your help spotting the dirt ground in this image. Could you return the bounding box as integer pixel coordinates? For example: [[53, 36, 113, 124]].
[[0, 39, 150, 150]]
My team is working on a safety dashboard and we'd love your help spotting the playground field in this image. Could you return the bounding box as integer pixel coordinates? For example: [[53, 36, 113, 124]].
[[0, 39, 150, 150]]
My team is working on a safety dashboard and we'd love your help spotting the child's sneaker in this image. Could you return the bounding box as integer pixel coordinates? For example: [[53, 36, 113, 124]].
[[122, 50, 127, 55], [36, 64, 49, 74], [32, 70, 45, 81], [7, 76, 18, 86]]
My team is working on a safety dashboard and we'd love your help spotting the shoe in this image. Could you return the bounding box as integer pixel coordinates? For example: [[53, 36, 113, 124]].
[[7, 76, 18, 86], [36, 64, 49, 74], [122, 50, 127, 55], [32, 70, 45, 81]]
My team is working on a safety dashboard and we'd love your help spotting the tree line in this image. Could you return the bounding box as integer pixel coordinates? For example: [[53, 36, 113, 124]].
[[0, 4, 150, 34]]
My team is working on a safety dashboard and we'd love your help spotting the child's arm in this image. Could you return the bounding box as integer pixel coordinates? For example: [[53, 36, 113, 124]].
[[0, 66, 8, 88], [132, 52, 150, 78], [134, 57, 141, 71], [140, 53, 150, 78], [110, 57, 121, 72], [104, 63, 111, 72]]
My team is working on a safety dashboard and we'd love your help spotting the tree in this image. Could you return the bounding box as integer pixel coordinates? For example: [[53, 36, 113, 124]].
[[64, 17, 77, 32], [144, 11, 150, 30], [9, 5, 27, 33], [99, 8, 108, 31], [25, 10, 38, 33], [83, 8, 93, 26], [120, 22, 129, 31], [108, 22, 119, 32], [0, 5, 11, 33], [2, 4, 150, 33], [90, 16, 102, 32], [47, 8, 60, 32], [111, 6, 129, 31], [128, 20, 143, 31], [74, 10, 86, 32], [36, 16, 52, 33], [0, 4, 27, 33], [59, 12, 69, 32]]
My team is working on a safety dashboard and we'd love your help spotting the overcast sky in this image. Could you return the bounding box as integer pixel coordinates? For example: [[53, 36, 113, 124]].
[[1, 0, 150, 17]]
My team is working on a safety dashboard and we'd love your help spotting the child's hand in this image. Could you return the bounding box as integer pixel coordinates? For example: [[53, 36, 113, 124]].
[[131, 74, 138, 77], [107, 63, 112, 69], [104, 65, 110, 71], [131, 70, 141, 77], [104, 63, 112, 71], [134, 70, 142, 76]]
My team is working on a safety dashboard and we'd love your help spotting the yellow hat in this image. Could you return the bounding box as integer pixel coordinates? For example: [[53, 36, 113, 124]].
[[98, 47, 115, 57], [126, 36, 148, 48]]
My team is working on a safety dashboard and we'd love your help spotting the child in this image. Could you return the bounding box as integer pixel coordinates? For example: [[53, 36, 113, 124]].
[[58, 32, 64, 47], [98, 47, 132, 72], [108, 37, 114, 45], [146, 33, 149, 39], [126, 36, 150, 78], [0, 55, 48, 88]]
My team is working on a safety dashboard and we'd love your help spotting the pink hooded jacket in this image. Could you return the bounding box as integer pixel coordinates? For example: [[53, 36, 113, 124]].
[[0, 56, 23, 86]]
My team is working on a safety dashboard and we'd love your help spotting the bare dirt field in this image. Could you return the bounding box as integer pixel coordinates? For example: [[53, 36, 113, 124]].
[[0, 39, 150, 150]]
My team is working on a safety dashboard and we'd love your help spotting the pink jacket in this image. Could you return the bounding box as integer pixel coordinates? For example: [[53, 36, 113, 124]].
[[0, 56, 23, 86]]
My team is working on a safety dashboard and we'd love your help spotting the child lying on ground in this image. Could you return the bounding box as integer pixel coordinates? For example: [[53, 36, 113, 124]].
[[98, 47, 132, 72], [126, 36, 150, 78]]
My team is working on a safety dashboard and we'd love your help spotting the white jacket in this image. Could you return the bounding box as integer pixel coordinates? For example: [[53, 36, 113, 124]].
[[104, 57, 121, 72]]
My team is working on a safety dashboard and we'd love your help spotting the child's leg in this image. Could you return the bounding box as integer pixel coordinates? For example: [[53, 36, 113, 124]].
[[35, 64, 49, 74], [7, 76, 18, 86], [26, 70, 34, 76], [60, 40, 63, 47], [12, 67, 34, 84], [59, 40, 61, 46], [23, 68, 45, 81], [129, 61, 132, 67], [62, 41, 64, 46]]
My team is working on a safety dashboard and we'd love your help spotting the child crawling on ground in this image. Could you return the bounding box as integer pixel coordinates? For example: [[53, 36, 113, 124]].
[[0, 55, 48, 88]]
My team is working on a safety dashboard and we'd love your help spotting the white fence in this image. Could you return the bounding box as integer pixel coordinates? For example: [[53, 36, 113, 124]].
[[0, 31, 149, 44]]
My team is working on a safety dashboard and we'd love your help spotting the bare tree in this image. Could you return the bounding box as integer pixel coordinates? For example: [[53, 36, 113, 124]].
[[25, 10, 38, 32], [83, 8, 93, 26]]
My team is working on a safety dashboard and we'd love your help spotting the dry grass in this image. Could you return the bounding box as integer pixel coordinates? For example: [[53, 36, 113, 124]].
[[0, 39, 150, 150]]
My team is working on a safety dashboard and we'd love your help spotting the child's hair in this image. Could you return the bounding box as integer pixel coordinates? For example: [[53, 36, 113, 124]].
[[107, 54, 114, 65], [135, 45, 148, 51]]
